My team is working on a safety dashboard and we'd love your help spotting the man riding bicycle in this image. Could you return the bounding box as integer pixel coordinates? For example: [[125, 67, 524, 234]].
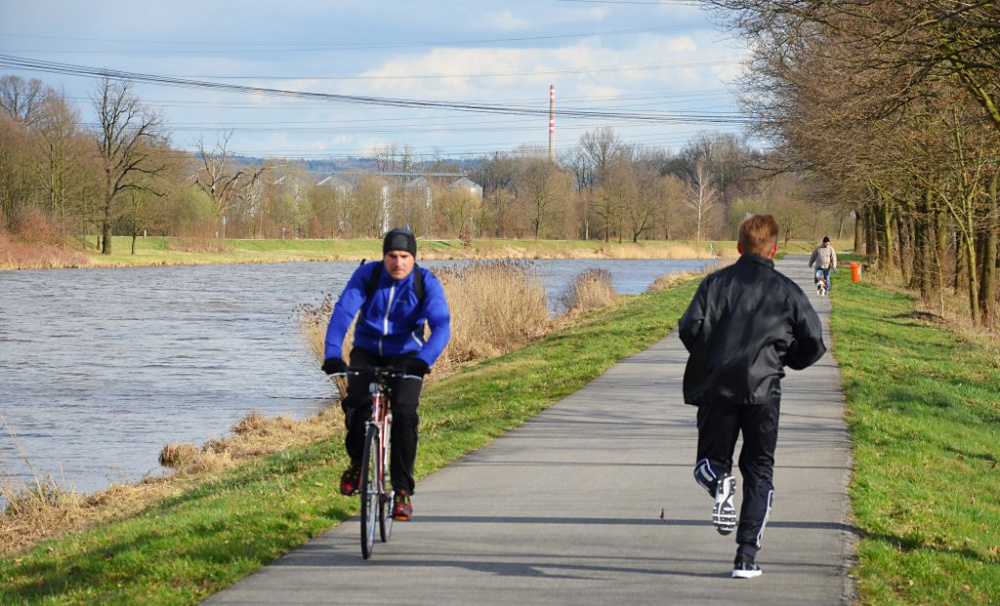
[[322, 228, 451, 520]]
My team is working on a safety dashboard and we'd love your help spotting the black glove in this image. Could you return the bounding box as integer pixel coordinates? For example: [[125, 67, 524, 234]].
[[405, 358, 430, 377], [322, 357, 347, 375]]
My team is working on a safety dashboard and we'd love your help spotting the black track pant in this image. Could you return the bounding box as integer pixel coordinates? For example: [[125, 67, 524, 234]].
[[696, 401, 779, 553], [342, 348, 423, 494]]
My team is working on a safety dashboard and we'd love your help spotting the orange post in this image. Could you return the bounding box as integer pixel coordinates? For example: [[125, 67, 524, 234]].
[[850, 262, 860, 282]]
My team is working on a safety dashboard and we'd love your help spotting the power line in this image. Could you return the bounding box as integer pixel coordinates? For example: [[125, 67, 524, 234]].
[[0, 24, 706, 54], [0, 54, 753, 126]]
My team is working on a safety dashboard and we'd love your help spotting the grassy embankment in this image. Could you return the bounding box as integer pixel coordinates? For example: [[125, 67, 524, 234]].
[[833, 272, 1000, 605], [0, 274, 701, 605]]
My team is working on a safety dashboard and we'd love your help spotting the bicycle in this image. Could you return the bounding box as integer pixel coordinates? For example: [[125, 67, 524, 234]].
[[347, 366, 399, 559]]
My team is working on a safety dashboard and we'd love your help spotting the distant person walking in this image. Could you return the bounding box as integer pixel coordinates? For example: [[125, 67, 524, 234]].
[[808, 236, 838, 294], [678, 214, 826, 578]]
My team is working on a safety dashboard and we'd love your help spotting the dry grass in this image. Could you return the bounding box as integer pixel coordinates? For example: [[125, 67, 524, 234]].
[[0, 225, 89, 270], [1, 406, 345, 557], [595, 242, 719, 260], [159, 408, 342, 475], [295, 260, 552, 375], [1, 412, 175, 556], [434, 260, 551, 369], [561, 268, 619, 313], [165, 238, 234, 253], [647, 271, 704, 293]]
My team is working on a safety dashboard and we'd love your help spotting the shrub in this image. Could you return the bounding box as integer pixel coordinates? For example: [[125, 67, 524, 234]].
[[561, 268, 619, 313]]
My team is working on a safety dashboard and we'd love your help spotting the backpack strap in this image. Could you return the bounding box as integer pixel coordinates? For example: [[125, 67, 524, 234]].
[[364, 261, 424, 303]]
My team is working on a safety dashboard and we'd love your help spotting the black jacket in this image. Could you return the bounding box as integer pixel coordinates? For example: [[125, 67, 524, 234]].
[[678, 254, 826, 406]]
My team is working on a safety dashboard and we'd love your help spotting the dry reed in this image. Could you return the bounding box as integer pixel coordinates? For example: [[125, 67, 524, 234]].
[[295, 260, 552, 375], [0, 226, 89, 270], [165, 238, 234, 253], [561, 268, 619, 313], [158, 407, 342, 476], [594, 242, 717, 260], [434, 260, 550, 370]]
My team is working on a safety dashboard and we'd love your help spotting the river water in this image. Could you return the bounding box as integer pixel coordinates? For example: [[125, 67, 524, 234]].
[[0, 258, 711, 496]]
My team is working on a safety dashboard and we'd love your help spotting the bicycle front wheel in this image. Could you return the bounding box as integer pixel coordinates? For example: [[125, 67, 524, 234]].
[[378, 422, 393, 543], [359, 424, 379, 559]]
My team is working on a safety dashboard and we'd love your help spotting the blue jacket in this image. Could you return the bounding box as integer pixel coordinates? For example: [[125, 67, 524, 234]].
[[324, 261, 451, 366]]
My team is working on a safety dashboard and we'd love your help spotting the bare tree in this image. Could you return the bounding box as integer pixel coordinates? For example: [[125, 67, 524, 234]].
[[195, 130, 266, 235], [469, 151, 518, 237], [33, 92, 85, 220], [0, 75, 49, 128], [92, 77, 168, 254], [517, 152, 572, 240], [372, 142, 417, 174], [685, 161, 720, 249], [579, 127, 630, 187]]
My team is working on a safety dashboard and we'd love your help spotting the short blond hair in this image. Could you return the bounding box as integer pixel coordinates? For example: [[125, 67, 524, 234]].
[[738, 214, 779, 256]]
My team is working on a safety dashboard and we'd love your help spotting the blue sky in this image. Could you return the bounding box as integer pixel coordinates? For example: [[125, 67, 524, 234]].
[[0, 0, 749, 160]]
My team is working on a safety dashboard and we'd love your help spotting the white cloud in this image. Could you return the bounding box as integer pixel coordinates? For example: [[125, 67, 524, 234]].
[[483, 11, 534, 31]]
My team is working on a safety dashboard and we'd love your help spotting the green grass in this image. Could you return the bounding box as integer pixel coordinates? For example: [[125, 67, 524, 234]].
[[75, 235, 824, 268], [0, 279, 699, 605], [832, 279, 1000, 605]]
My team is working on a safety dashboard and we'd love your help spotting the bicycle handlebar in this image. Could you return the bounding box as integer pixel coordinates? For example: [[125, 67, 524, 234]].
[[344, 366, 405, 378]]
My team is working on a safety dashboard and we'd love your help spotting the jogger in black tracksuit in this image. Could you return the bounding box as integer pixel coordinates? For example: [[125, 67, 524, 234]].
[[678, 214, 826, 578]]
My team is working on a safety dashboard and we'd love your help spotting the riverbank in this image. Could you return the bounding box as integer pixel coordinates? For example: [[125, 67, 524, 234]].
[[0, 276, 703, 604], [0, 235, 838, 270], [2, 263, 998, 604]]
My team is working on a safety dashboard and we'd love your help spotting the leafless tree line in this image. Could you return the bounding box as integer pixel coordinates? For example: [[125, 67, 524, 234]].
[[2, 73, 849, 261], [701, 0, 1000, 327]]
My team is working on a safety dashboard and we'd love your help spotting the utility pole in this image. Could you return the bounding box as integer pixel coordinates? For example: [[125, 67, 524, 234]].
[[548, 84, 555, 162]]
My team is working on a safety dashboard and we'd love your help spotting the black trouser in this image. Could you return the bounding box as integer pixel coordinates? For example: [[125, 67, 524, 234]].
[[696, 401, 779, 555], [342, 348, 423, 494]]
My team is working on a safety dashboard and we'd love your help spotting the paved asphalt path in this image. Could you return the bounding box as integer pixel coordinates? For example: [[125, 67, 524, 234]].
[[204, 255, 855, 605]]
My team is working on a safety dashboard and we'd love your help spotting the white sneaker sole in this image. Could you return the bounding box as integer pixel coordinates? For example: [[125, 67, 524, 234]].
[[713, 476, 737, 535], [732, 568, 762, 579]]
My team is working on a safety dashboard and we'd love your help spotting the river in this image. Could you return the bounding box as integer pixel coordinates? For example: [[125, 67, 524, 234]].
[[0, 258, 711, 497]]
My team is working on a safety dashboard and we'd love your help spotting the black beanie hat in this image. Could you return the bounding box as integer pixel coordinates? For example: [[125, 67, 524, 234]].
[[383, 228, 417, 257], [822, 236, 830, 243]]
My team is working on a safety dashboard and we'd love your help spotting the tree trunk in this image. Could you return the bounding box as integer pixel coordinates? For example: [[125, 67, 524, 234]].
[[979, 172, 998, 328], [101, 192, 113, 255], [865, 205, 877, 261], [934, 205, 948, 316], [962, 228, 981, 326], [917, 188, 934, 301], [853, 209, 863, 254], [897, 211, 911, 285], [881, 202, 895, 275]]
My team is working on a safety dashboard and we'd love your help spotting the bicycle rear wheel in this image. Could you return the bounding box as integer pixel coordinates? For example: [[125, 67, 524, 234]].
[[359, 424, 379, 559], [378, 424, 393, 543]]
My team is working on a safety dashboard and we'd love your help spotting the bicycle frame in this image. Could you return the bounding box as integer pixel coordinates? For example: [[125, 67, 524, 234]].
[[349, 366, 397, 559], [368, 372, 393, 509]]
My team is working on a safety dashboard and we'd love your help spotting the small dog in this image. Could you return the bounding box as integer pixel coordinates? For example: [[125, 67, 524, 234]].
[[816, 275, 827, 297]]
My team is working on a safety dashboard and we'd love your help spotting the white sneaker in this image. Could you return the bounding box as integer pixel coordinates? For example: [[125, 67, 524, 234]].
[[713, 474, 737, 535]]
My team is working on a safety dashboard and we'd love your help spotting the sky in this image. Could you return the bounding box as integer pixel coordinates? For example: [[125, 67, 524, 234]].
[[0, 0, 749, 162]]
